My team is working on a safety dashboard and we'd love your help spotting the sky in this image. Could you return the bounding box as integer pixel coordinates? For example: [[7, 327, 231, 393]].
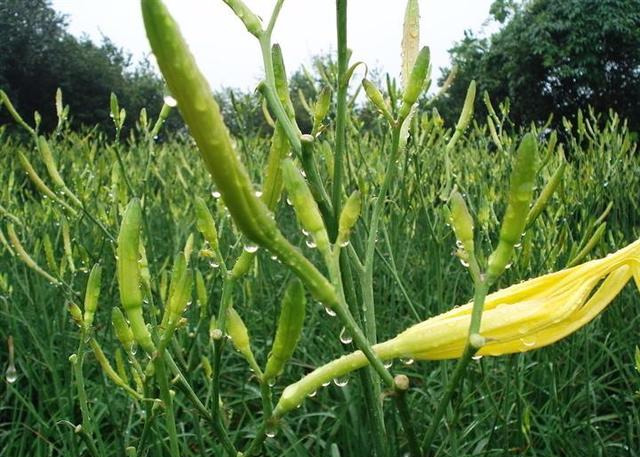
[[50, 1, 498, 93]]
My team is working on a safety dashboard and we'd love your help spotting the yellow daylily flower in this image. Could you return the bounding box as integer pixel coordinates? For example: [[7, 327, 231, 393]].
[[275, 239, 640, 415]]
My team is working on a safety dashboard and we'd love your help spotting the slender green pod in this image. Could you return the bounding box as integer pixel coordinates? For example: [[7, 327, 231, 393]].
[[194, 197, 219, 252], [264, 279, 306, 380], [117, 199, 154, 353], [260, 123, 289, 211], [525, 159, 566, 229], [337, 191, 361, 246], [487, 133, 538, 281], [141, 0, 338, 306], [449, 190, 475, 257], [61, 217, 75, 273], [164, 254, 193, 326], [83, 264, 102, 329], [112, 307, 135, 353], [398, 46, 430, 120], [43, 234, 57, 274], [281, 158, 330, 253], [362, 79, 393, 124]]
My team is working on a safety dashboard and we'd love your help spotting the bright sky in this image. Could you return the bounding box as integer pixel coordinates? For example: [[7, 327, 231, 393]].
[[50, 1, 498, 92]]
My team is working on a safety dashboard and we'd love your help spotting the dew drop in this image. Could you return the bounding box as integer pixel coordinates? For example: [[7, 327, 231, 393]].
[[400, 357, 414, 366], [307, 389, 317, 398], [505, 262, 512, 270], [211, 191, 221, 199], [5, 364, 17, 384], [267, 378, 276, 387], [286, 197, 293, 206], [339, 327, 353, 345], [243, 244, 259, 254], [384, 360, 393, 369], [254, 190, 263, 198], [322, 380, 331, 387], [305, 238, 317, 249], [520, 337, 536, 347], [472, 354, 483, 361], [209, 261, 220, 269], [324, 306, 337, 317], [459, 258, 470, 267], [333, 376, 349, 387], [266, 429, 277, 438], [339, 240, 350, 248]]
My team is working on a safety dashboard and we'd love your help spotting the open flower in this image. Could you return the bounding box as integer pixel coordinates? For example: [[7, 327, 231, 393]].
[[275, 239, 640, 415]]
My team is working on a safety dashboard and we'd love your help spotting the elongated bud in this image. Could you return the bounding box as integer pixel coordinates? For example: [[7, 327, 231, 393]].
[[194, 197, 219, 252], [141, 0, 280, 246], [115, 348, 129, 384], [260, 123, 289, 211], [83, 264, 102, 329], [338, 191, 361, 245], [0, 90, 35, 134], [117, 199, 154, 353], [90, 339, 141, 399], [272, 44, 296, 121], [264, 279, 306, 380], [112, 307, 135, 352], [362, 80, 393, 124], [312, 86, 332, 134], [221, 0, 263, 37], [281, 158, 329, 253], [37, 136, 65, 187], [43, 234, 57, 275], [487, 133, 538, 281], [7, 223, 59, 285], [226, 307, 255, 361], [568, 223, 606, 268], [446, 80, 476, 153], [165, 254, 193, 325], [195, 269, 208, 319], [526, 159, 566, 229], [449, 190, 475, 257], [398, 46, 430, 120]]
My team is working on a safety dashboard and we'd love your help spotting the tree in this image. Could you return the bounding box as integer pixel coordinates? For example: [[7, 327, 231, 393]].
[[434, 0, 640, 130], [0, 0, 166, 131]]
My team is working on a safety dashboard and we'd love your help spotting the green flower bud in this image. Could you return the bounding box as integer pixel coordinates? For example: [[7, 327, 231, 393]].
[[83, 264, 102, 329], [312, 86, 332, 134], [362, 79, 393, 124], [264, 279, 306, 380], [449, 190, 475, 257], [112, 307, 135, 352], [398, 46, 430, 120], [281, 158, 330, 253], [194, 197, 219, 252], [68, 302, 84, 326], [226, 307, 255, 362], [338, 190, 361, 245], [526, 158, 566, 229], [117, 199, 154, 353], [272, 44, 296, 121], [487, 133, 538, 281], [37, 136, 65, 188]]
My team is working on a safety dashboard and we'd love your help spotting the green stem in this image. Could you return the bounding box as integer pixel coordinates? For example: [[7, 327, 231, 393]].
[[154, 357, 180, 457], [421, 281, 490, 453], [332, 0, 348, 222], [393, 390, 421, 457]]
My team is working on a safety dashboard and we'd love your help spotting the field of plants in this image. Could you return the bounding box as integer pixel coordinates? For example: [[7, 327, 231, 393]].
[[2, 0, 640, 456]]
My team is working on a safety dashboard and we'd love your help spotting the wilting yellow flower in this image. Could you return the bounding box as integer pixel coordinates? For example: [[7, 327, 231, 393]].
[[275, 239, 640, 415]]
